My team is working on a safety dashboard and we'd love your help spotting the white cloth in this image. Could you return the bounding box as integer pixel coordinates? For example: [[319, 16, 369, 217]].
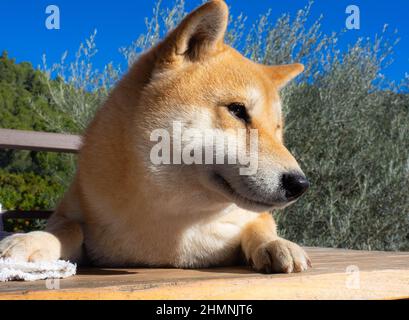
[[0, 258, 76, 282], [0, 211, 77, 282], [0, 236, 77, 281]]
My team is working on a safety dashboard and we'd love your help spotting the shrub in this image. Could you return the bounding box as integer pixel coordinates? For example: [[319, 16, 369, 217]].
[[0, 169, 64, 232]]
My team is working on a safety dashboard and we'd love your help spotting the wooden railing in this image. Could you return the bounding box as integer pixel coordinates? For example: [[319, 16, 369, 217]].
[[0, 128, 82, 223], [0, 128, 81, 153]]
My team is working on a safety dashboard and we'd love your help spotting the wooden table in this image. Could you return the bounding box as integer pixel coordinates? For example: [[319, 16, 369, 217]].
[[0, 247, 408, 300]]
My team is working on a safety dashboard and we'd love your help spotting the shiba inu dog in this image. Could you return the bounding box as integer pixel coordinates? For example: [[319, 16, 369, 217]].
[[0, 0, 311, 273]]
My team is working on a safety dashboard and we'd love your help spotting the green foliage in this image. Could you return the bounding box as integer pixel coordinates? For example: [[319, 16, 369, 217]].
[[0, 169, 63, 232], [276, 86, 409, 251], [0, 51, 75, 132], [0, 169, 63, 210], [40, 31, 120, 133], [0, 52, 76, 231]]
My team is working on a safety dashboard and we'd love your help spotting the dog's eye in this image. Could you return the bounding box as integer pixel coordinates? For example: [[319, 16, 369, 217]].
[[227, 103, 250, 124]]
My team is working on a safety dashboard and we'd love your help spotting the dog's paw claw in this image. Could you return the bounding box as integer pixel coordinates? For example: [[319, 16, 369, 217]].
[[250, 238, 311, 274]]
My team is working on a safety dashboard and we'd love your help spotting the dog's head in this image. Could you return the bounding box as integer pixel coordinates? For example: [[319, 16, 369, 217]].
[[135, 0, 309, 212]]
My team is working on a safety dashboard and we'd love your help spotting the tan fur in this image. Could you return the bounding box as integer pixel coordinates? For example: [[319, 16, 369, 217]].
[[0, 0, 310, 273]]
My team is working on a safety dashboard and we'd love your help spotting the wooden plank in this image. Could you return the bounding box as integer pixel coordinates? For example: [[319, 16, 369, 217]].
[[0, 247, 408, 300], [0, 128, 81, 153], [1, 210, 53, 220]]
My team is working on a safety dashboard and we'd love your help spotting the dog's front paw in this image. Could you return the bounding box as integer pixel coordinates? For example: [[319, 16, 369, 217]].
[[250, 238, 311, 274], [0, 231, 60, 262]]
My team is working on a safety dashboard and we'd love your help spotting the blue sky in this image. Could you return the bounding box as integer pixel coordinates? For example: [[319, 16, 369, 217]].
[[0, 0, 408, 81]]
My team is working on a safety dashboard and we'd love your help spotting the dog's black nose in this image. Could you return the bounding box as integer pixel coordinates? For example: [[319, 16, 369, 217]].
[[281, 173, 310, 201]]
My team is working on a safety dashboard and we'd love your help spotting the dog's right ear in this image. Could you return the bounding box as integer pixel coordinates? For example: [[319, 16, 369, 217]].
[[157, 0, 228, 64]]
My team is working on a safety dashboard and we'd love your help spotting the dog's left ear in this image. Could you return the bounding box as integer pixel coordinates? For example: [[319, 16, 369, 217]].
[[265, 63, 305, 89], [157, 0, 228, 63]]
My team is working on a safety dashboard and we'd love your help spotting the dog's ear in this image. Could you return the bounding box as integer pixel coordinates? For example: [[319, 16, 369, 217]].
[[157, 0, 228, 63], [265, 63, 305, 89]]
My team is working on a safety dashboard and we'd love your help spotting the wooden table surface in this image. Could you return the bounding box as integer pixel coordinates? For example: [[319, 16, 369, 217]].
[[1, 247, 408, 300]]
